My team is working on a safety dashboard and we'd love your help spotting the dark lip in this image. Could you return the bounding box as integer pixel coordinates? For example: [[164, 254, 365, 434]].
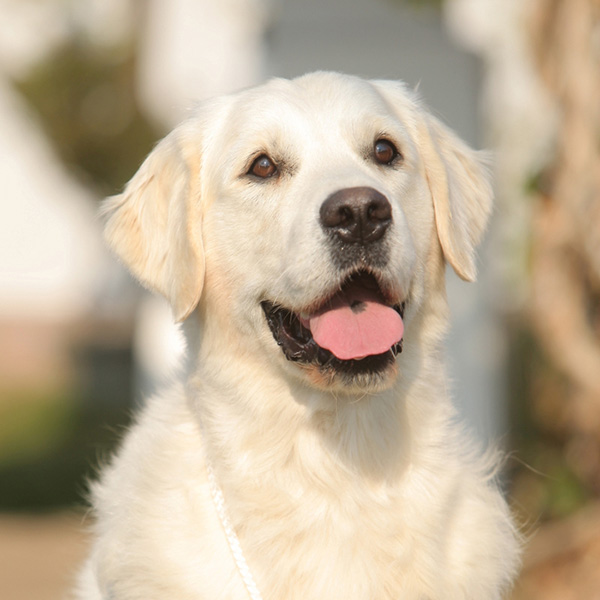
[[261, 271, 405, 376]]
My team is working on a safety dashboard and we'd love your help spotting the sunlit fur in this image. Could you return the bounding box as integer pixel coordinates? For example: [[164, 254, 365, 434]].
[[76, 72, 520, 600]]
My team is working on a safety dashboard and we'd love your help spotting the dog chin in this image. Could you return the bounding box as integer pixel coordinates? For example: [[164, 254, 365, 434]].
[[298, 358, 400, 394]]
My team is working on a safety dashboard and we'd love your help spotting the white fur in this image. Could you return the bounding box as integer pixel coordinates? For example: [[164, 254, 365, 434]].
[[76, 72, 520, 600]]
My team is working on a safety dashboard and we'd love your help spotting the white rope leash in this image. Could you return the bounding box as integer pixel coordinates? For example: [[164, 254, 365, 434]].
[[206, 464, 264, 600]]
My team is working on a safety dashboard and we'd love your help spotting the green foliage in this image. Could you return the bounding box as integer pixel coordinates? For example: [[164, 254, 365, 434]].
[[15, 40, 159, 195], [0, 394, 132, 510], [0, 385, 133, 510], [507, 327, 591, 523], [0, 392, 75, 467], [0, 342, 135, 510]]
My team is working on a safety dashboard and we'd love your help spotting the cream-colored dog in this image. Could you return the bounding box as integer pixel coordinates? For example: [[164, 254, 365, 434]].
[[76, 72, 520, 600]]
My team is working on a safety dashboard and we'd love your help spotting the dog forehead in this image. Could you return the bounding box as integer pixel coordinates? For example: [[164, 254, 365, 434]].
[[221, 73, 406, 146]]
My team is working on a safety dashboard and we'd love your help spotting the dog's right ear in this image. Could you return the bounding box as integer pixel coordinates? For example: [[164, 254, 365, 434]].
[[417, 114, 493, 282], [102, 125, 204, 322]]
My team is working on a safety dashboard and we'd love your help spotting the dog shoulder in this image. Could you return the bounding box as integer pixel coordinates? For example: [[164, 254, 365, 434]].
[[82, 384, 232, 598]]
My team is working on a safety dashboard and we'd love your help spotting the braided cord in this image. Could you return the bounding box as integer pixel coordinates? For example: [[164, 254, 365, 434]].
[[206, 464, 264, 600]]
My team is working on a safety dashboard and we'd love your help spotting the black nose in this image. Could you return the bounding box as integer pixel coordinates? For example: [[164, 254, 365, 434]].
[[320, 187, 392, 244]]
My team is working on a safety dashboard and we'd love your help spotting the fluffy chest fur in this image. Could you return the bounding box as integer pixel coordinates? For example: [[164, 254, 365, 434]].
[[80, 362, 516, 600]]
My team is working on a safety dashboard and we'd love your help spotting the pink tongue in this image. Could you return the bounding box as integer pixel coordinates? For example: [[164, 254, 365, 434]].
[[302, 285, 404, 361]]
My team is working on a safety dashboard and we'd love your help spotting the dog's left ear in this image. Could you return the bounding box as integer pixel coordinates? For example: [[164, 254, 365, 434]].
[[102, 125, 204, 321], [417, 114, 493, 282]]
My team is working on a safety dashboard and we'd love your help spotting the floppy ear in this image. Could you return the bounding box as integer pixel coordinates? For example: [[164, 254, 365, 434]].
[[102, 126, 204, 321], [418, 115, 493, 281]]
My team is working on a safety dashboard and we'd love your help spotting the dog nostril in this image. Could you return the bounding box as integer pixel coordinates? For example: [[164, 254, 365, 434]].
[[339, 206, 354, 226], [320, 187, 392, 244], [368, 198, 392, 223]]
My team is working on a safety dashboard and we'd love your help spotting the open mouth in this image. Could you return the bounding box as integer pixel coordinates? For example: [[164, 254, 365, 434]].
[[262, 271, 405, 376]]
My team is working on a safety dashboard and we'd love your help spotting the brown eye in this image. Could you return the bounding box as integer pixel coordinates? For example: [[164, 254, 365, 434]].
[[249, 154, 277, 178], [374, 139, 399, 165]]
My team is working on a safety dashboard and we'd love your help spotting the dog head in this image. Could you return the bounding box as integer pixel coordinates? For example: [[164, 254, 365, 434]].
[[103, 72, 492, 393]]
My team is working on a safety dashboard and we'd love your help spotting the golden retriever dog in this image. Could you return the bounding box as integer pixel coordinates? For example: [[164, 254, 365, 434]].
[[75, 72, 520, 599]]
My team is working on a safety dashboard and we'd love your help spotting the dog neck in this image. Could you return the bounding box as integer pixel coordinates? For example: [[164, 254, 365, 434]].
[[188, 341, 446, 489]]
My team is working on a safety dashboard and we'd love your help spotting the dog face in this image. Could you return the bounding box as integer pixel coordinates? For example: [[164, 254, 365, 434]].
[[104, 72, 492, 392]]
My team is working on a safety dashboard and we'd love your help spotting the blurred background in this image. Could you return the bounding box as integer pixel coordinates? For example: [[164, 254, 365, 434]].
[[0, 0, 599, 598]]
